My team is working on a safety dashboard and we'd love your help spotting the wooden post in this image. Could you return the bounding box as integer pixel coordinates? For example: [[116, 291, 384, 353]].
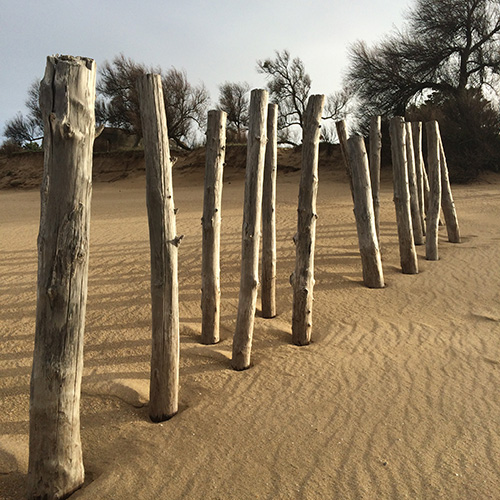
[[405, 122, 424, 245], [369, 116, 382, 242], [201, 110, 227, 344], [232, 89, 268, 370], [425, 121, 441, 261], [292, 94, 325, 346], [335, 119, 354, 198], [411, 121, 426, 235], [437, 128, 461, 243], [348, 135, 385, 288], [261, 103, 278, 318], [28, 55, 95, 500], [389, 116, 418, 274], [137, 74, 180, 422]]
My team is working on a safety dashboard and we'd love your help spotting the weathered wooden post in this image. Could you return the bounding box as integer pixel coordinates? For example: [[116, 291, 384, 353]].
[[137, 74, 180, 422], [292, 94, 325, 346], [405, 122, 424, 245], [369, 116, 382, 242], [201, 110, 227, 344], [389, 116, 418, 274], [335, 119, 354, 198], [348, 135, 385, 288], [232, 89, 268, 370], [411, 121, 426, 234], [28, 55, 95, 500], [425, 121, 441, 261], [261, 103, 278, 318], [437, 128, 461, 243]]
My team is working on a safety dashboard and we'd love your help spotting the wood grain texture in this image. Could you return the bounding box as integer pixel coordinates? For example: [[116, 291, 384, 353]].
[[261, 103, 278, 319], [292, 95, 325, 345], [389, 116, 418, 274], [28, 55, 96, 500], [348, 135, 385, 288], [369, 116, 382, 242], [232, 89, 268, 370], [201, 110, 227, 344], [438, 128, 461, 243], [137, 73, 180, 422], [405, 122, 424, 245], [425, 121, 441, 261]]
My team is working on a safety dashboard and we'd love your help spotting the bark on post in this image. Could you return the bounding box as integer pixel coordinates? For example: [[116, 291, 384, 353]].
[[348, 136, 385, 288], [261, 103, 278, 318], [201, 110, 227, 344], [137, 74, 180, 422], [437, 129, 461, 243], [292, 95, 325, 346], [425, 121, 441, 261], [369, 116, 382, 242], [389, 116, 418, 274], [232, 89, 268, 370], [405, 122, 424, 245], [28, 55, 96, 500], [335, 119, 354, 199], [411, 122, 427, 235]]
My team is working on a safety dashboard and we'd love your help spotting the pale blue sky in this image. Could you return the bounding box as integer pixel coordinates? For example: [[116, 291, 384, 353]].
[[0, 0, 411, 141]]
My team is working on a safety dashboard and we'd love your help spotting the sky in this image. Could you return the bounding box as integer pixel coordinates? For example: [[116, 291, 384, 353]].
[[0, 0, 412, 143]]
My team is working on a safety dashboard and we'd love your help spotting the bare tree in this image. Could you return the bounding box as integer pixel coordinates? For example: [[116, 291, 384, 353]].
[[162, 68, 210, 149], [97, 54, 210, 149], [97, 54, 147, 137], [3, 112, 42, 145], [217, 81, 250, 142], [257, 50, 349, 145], [347, 0, 500, 114], [347, 0, 500, 178], [3, 80, 43, 146]]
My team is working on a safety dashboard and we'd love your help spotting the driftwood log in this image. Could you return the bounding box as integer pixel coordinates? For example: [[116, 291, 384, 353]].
[[348, 135, 385, 288], [28, 55, 96, 500], [389, 116, 418, 274], [232, 89, 268, 370], [411, 122, 427, 235], [292, 95, 325, 346], [335, 119, 354, 199], [437, 128, 461, 243], [369, 116, 382, 242], [425, 121, 442, 261], [201, 110, 227, 344], [261, 103, 278, 318], [137, 74, 180, 422], [405, 122, 424, 245]]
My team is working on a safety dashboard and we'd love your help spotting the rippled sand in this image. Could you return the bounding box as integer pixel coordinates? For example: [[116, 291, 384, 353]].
[[1, 168, 499, 499]]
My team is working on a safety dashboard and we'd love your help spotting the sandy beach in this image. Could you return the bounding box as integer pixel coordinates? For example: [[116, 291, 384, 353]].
[[1, 162, 499, 499]]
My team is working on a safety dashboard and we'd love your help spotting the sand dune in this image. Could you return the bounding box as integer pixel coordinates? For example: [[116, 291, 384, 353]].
[[1, 167, 499, 499]]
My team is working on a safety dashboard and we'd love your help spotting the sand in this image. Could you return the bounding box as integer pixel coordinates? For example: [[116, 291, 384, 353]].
[[1, 165, 499, 499]]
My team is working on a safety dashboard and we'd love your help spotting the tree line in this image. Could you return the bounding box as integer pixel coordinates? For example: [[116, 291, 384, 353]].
[[3, 0, 500, 180], [3, 51, 348, 151]]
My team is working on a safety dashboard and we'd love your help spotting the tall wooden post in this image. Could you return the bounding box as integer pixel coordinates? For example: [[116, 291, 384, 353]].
[[405, 122, 424, 245], [201, 110, 227, 344], [348, 136, 385, 288], [425, 121, 441, 261], [232, 89, 268, 370], [335, 119, 354, 198], [292, 94, 325, 346], [137, 74, 180, 422], [28, 55, 95, 500], [369, 116, 382, 242], [437, 129, 461, 243], [411, 121, 426, 234], [389, 116, 418, 274], [261, 103, 278, 318]]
